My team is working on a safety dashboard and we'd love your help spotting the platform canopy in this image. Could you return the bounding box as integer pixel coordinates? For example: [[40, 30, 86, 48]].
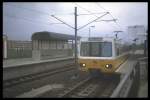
[[31, 31, 80, 41]]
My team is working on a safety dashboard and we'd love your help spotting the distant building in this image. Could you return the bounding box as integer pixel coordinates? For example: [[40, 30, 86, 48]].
[[128, 25, 146, 35], [128, 25, 147, 44]]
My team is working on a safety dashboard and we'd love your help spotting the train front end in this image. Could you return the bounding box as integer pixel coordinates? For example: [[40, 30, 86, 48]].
[[78, 38, 117, 74]]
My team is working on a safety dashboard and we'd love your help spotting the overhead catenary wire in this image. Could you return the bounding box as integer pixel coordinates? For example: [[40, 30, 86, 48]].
[[74, 3, 123, 39], [74, 3, 118, 30], [74, 3, 112, 30], [4, 14, 63, 27], [77, 12, 109, 30], [96, 3, 108, 11], [74, 3, 106, 18], [77, 12, 108, 16], [51, 15, 75, 29], [96, 3, 122, 30]]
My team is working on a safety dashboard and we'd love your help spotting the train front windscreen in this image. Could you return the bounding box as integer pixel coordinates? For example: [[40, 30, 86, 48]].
[[80, 42, 112, 57]]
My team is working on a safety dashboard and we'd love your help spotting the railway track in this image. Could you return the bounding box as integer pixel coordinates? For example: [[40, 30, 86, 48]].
[[3, 63, 76, 88], [57, 74, 120, 98]]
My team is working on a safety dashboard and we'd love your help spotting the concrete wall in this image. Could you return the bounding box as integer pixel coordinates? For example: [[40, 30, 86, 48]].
[[41, 49, 73, 60], [32, 39, 73, 60], [32, 49, 73, 60], [5, 40, 32, 59], [7, 48, 32, 59], [32, 40, 69, 50], [3, 58, 75, 81], [32, 50, 41, 60]]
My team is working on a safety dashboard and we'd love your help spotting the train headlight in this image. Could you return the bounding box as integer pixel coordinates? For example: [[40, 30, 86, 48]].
[[82, 63, 86, 67], [105, 64, 112, 69], [80, 63, 86, 67]]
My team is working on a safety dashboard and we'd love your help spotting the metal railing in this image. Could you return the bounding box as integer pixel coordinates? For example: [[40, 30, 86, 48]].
[[110, 61, 140, 97]]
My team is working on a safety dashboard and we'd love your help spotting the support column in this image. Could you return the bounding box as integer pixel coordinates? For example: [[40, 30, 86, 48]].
[[75, 7, 77, 65], [32, 40, 41, 61], [3, 35, 7, 59]]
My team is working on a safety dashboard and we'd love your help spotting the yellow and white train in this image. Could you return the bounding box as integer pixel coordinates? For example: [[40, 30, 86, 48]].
[[78, 37, 131, 75]]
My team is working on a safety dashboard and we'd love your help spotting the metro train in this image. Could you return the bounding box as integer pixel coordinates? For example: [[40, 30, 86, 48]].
[[78, 37, 132, 76]]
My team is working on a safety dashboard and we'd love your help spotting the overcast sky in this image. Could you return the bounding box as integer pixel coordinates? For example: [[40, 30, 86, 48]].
[[3, 2, 148, 43]]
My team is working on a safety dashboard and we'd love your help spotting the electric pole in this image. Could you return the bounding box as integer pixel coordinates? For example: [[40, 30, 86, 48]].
[[75, 7, 77, 66], [114, 31, 123, 38]]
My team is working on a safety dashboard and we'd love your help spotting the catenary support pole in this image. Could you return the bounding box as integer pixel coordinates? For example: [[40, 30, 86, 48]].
[[75, 7, 77, 66]]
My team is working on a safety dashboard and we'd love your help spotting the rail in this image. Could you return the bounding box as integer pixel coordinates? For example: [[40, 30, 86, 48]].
[[58, 75, 120, 98], [58, 77, 91, 97], [3, 64, 76, 88], [3, 57, 74, 81]]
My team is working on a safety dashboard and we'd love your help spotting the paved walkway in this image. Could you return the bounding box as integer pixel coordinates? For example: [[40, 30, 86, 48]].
[[138, 57, 148, 98], [138, 81, 148, 97], [3, 56, 74, 68], [134, 50, 144, 55]]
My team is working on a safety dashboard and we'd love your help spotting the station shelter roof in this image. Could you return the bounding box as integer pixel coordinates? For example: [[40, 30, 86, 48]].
[[31, 31, 80, 41]]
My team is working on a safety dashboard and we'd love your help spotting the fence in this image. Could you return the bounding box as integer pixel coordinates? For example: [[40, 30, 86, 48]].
[[40, 49, 73, 60], [7, 48, 32, 59], [7, 40, 32, 59], [5, 40, 74, 59], [110, 61, 140, 97]]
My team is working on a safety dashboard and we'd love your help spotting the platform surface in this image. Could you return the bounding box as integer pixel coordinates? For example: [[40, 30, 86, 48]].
[[3, 56, 74, 68]]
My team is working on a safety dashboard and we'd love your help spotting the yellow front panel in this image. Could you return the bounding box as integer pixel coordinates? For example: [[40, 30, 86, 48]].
[[78, 54, 128, 73]]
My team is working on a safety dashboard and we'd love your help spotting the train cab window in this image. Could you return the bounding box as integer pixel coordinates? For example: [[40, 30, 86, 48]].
[[80, 42, 90, 56], [101, 42, 112, 57], [80, 42, 112, 57], [90, 42, 100, 57]]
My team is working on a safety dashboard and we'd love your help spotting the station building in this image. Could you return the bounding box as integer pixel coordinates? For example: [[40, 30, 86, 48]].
[[31, 31, 80, 60]]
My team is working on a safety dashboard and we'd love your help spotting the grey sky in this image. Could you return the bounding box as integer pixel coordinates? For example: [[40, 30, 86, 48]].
[[3, 2, 147, 43]]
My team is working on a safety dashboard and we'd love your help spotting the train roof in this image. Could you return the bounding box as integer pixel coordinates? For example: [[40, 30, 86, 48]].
[[31, 31, 80, 41], [80, 37, 117, 42]]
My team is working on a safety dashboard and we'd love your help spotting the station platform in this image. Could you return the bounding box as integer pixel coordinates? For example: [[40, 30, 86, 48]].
[[114, 49, 148, 97], [3, 56, 74, 68], [138, 56, 148, 98], [116, 50, 145, 73], [134, 50, 144, 55], [138, 81, 148, 97], [3, 56, 75, 80]]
